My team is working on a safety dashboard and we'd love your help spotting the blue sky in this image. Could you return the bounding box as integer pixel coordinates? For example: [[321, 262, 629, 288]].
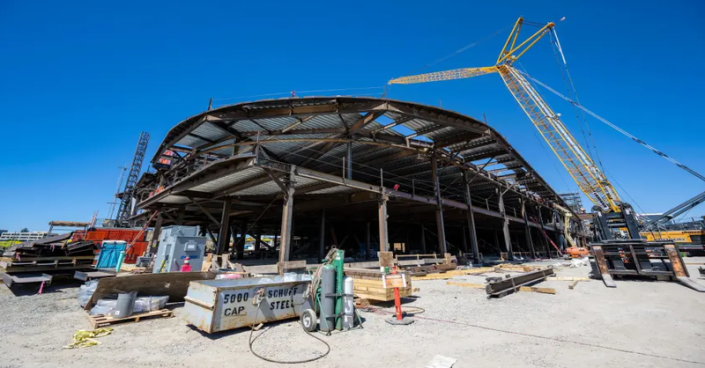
[[1, 0, 704, 231]]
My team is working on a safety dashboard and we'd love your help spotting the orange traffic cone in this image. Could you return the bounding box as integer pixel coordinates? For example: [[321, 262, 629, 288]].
[[180, 256, 192, 272]]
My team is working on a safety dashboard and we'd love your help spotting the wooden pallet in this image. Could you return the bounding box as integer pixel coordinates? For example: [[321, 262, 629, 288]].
[[89, 309, 173, 328]]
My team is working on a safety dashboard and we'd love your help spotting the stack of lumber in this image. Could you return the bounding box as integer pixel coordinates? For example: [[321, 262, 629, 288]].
[[1, 233, 97, 273], [345, 268, 413, 301]]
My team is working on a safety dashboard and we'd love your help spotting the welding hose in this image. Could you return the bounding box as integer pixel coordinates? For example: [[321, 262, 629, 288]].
[[248, 290, 331, 364]]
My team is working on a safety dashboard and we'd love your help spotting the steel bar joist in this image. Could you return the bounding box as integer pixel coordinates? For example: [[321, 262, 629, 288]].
[[135, 97, 580, 259]]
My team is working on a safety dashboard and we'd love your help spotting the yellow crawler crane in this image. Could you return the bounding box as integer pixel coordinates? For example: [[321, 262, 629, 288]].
[[389, 18, 705, 292], [389, 17, 621, 214]]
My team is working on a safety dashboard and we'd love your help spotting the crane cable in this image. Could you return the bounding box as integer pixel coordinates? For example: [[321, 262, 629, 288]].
[[546, 29, 649, 212], [515, 69, 705, 184], [548, 30, 605, 172], [423, 26, 509, 69], [393, 25, 510, 84]]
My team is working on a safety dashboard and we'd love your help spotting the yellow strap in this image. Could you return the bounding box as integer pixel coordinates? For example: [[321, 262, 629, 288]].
[[63, 328, 114, 349]]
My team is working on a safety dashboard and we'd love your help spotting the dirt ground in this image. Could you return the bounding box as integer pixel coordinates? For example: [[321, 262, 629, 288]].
[[2, 258, 705, 368]]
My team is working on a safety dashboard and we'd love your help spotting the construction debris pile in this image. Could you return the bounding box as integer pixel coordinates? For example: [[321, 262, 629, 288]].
[[1, 233, 97, 275]]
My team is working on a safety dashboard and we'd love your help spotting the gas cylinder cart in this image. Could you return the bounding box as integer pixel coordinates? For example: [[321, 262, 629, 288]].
[[299, 248, 364, 334]]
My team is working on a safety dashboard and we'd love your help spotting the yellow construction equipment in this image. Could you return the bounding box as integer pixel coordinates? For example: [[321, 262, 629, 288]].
[[389, 18, 705, 291], [389, 17, 621, 213]]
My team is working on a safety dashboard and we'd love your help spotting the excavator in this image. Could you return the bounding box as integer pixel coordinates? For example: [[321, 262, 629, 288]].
[[388, 17, 705, 291]]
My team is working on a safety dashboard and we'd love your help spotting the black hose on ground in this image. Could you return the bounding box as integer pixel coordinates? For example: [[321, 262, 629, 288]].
[[248, 291, 331, 364]]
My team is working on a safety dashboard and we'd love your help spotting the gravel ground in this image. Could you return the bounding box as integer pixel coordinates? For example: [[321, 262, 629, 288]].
[[1, 258, 705, 368]]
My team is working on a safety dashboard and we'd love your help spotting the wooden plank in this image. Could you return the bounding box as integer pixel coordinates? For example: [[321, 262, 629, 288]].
[[548, 276, 591, 281], [412, 267, 494, 281], [569, 281, 579, 290], [353, 285, 407, 295], [202, 253, 213, 272], [353, 285, 391, 293], [354, 288, 412, 301], [441, 267, 495, 276], [446, 281, 484, 289], [412, 274, 458, 281], [497, 264, 545, 272], [519, 286, 556, 294], [352, 279, 388, 287], [84, 272, 216, 310], [89, 309, 173, 328]]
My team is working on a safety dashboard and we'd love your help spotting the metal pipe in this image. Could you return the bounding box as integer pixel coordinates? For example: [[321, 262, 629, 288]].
[[216, 199, 231, 255]]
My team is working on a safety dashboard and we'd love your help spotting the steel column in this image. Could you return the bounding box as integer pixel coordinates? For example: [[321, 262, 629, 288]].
[[378, 195, 389, 252], [149, 213, 163, 254], [278, 167, 296, 263], [521, 200, 536, 259], [431, 155, 448, 254], [254, 228, 262, 252], [463, 172, 480, 263], [538, 207, 550, 257], [216, 199, 231, 255], [498, 189, 513, 261]]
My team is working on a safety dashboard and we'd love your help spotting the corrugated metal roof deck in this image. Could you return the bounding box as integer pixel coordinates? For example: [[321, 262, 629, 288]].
[[140, 96, 572, 215]]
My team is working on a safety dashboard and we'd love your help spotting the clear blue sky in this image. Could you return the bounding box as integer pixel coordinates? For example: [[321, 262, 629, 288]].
[[1, 0, 704, 231]]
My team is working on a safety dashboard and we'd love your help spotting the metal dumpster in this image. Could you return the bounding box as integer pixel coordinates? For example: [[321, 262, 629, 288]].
[[183, 274, 313, 333]]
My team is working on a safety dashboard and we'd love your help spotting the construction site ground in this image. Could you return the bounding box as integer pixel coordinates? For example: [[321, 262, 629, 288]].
[[2, 258, 704, 368]]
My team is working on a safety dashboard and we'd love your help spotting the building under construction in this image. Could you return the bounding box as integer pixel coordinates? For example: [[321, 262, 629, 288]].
[[133, 97, 584, 264]]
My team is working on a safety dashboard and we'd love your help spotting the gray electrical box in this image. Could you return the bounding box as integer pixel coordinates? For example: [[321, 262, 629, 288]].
[[153, 226, 206, 273]]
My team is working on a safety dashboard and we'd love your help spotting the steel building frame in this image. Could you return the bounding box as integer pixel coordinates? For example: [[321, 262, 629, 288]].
[[133, 97, 583, 263]]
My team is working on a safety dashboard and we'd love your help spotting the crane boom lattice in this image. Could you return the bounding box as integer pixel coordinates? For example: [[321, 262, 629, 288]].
[[498, 65, 620, 211], [116, 132, 150, 225], [390, 67, 497, 85]]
